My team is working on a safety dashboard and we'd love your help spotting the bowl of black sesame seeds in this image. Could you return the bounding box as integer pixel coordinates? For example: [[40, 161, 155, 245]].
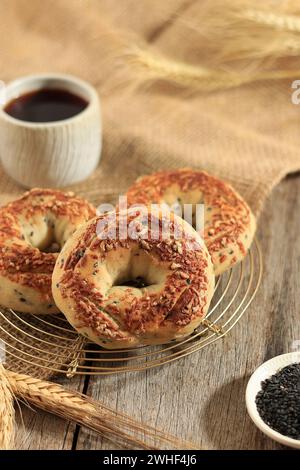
[[246, 352, 300, 449]]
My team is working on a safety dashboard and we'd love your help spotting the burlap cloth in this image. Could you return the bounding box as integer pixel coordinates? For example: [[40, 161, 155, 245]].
[[0, 0, 299, 378]]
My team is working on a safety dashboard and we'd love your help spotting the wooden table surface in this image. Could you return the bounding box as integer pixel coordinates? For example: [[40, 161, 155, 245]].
[[13, 174, 300, 450]]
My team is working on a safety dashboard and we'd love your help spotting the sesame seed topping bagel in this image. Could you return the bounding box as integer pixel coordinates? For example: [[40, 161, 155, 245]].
[[126, 169, 256, 276], [52, 207, 215, 349], [0, 189, 96, 314]]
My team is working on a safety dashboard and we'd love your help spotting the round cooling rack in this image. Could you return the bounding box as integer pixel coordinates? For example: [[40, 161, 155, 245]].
[[0, 239, 262, 377]]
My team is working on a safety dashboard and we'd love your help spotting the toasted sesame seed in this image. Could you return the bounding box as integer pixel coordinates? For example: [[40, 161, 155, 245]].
[[171, 262, 181, 270]]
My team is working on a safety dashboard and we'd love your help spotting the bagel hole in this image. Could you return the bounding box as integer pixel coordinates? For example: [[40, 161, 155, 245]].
[[106, 249, 165, 292], [43, 241, 61, 253], [32, 231, 61, 253], [118, 276, 149, 289], [24, 224, 62, 253], [165, 200, 200, 231], [162, 188, 204, 232]]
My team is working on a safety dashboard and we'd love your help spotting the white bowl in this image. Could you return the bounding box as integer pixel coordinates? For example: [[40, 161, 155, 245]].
[[246, 352, 300, 449]]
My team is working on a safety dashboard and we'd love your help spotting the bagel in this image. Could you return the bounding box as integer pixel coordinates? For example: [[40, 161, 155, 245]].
[[52, 207, 215, 349], [126, 169, 256, 275], [0, 188, 96, 314]]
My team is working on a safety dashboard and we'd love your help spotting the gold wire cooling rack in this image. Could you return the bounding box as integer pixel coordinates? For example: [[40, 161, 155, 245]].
[[0, 239, 262, 377]]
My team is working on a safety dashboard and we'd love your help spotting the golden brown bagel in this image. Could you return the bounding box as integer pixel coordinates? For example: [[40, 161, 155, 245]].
[[126, 169, 256, 275], [52, 207, 215, 349], [0, 188, 96, 314]]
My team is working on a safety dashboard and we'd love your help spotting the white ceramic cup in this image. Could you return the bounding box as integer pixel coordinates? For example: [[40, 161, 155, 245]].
[[0, 73, 101, 188]]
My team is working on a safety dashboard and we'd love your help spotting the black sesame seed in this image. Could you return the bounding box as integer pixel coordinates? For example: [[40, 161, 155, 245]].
[[77, 249, 85, 258], [255, 363, 300, 440], [19, 297, 27, 303]]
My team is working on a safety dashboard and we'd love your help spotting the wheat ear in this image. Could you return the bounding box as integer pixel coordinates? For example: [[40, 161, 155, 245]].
[[0, 365, 15, 449], [125, 47, 300, 92], [242, 10, 300, 33], [7, 370, 197, 450]]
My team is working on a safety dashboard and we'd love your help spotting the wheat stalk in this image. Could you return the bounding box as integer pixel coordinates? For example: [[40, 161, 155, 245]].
[[242, 9, 300, 32], [125, 47, 300, 92], [6, 370, 197, 450], [0, 365, 15, 449], [119, 2, 300, 92]]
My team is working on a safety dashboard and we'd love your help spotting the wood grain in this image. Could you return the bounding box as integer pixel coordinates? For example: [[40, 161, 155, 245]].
[[13, 174, 300, 449], [14, 375, 85, 450]]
